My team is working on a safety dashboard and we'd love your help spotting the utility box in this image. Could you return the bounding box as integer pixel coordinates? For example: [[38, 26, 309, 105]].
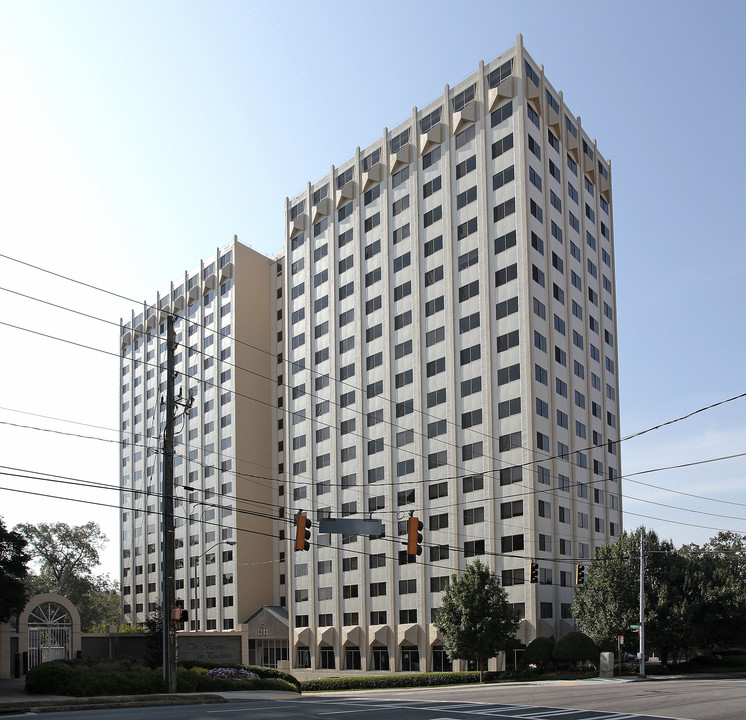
[[599, 651, 614, 678]]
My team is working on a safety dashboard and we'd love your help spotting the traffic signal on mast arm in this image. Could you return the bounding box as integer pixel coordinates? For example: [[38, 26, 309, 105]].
[[529, 560, 539, 583], [407, 515, 423, 558], [575, 563, 585, 585], [295, 512, 312, 551]]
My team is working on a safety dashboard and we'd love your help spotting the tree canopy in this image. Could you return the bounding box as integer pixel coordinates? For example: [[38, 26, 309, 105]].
[[681, 531, 746, 651], [0, 516, 30, 622], [15, 521, 120, 632], [434, 559, 519, 678], [572, 527, 746, 664]]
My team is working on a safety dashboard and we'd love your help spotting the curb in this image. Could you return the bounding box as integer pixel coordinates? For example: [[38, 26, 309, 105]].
[[0, 696, 229, 715]]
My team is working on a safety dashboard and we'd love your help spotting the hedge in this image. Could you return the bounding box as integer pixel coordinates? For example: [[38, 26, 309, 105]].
[[26, 660, 164, 696], [25, 659, 300, 696], [300, 667, 599, 692], [302, 671, 515, 692]]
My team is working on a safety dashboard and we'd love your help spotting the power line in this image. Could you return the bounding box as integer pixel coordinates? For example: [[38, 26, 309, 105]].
[[4, 253, 746, 551], [626, 481, 746, 508], [3, 396, 746, 534], [5, 408, 746, 530], [3, 463, 746, 575], [0, 468, 608, 571], [623, 493, 746, 522], [4, 252, 746, 479], [623, 510, 741, 534], [4, 276, 745, 509], [0, 261, 621, 483]]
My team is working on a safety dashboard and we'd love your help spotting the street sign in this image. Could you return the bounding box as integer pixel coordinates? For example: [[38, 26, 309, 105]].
[[629, 623, 641, 630], [318, 517, 384, 535]]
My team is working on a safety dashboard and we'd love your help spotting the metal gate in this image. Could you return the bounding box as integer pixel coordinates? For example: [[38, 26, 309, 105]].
[[27, 601, 72, 669]]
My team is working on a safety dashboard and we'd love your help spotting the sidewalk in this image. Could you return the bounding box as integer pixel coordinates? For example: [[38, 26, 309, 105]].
[[0, 677, 300, 713]]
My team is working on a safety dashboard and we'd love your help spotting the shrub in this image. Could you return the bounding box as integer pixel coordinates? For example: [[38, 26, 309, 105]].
[[26, 659, 299, 696], [685, 654, 746, 669], [26, 660, 77, 695], [178, 661, 300, 691], [523, 636, 555, 666], [207, 667, 259, 681], [26, 659, 164, 696], [553, 632, 599, 665]]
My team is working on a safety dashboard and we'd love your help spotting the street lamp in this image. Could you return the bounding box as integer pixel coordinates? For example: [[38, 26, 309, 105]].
[[192, 540, 236, 630], [182, 486, 215, 625]]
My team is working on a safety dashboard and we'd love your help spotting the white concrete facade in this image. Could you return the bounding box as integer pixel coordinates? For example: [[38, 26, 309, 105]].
[[282, 36, 621, 673], [119, 240, 282, 635]]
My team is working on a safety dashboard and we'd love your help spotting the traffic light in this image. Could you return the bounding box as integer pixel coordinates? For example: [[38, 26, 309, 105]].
[[529, 560, 539, 583], [407, 515, 423, 558], [575, 564, 585, 585], [295, 512, 312, 551], [172, 600, 187, 626]]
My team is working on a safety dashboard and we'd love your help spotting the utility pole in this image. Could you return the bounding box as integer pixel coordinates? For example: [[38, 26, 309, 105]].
[[639, 527, 646, 679], [162, 314, 177, 693]]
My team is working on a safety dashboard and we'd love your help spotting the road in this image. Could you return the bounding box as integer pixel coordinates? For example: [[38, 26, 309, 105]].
[[10, 678, 746, 720]]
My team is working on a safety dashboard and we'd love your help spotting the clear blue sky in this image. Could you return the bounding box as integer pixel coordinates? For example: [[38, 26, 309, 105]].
[[1, 0, 744, 578]]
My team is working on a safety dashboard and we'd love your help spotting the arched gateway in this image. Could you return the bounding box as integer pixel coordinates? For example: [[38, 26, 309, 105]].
[[18, 593, 82, 670]]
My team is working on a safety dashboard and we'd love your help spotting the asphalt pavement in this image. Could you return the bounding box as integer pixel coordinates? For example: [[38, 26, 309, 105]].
[[0, 676, 300, 713], [3, 674, 746, 718]]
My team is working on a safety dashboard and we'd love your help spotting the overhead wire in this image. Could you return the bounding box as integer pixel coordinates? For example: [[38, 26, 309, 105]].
[[0, 263, 623, 491], [3, 271, 745, 520], [3, 459, 746, 577], [3, 253, 746, 567]]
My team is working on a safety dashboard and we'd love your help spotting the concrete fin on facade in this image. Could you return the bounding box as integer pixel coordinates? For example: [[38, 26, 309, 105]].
[[335, 180, 355, 208], [452, 100, 477, 134], [311, 197, 331, 223], [362, 162, 384, 191], [488, 76, 517, 111], [288, 213, 307, 238], [418, 123, 445, 154], [389, 144, 414, 174]]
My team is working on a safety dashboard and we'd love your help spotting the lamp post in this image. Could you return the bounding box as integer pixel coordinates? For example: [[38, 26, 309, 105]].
[[181, 484, 210, 629], [192, 541, 236, 630]]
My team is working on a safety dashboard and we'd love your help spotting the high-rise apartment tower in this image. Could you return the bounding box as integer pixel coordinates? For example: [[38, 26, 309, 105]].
[[119, 240, 284, 642], [282, 35, 621, 673]]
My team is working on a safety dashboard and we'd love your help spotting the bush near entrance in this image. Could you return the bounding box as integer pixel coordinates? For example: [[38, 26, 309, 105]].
[[523, 636, 555, 666], [552, 632, 599, 666], [25, 659, 299, 696]]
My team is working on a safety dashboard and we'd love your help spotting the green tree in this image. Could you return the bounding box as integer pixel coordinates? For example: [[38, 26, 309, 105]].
[[0, 516, 30, 622], [434, 560, 519, 680], [81, 576, 123, 633], [682, 531, 746, 652], [14, 521, 120, 632], [572, 527, 692, 664]]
